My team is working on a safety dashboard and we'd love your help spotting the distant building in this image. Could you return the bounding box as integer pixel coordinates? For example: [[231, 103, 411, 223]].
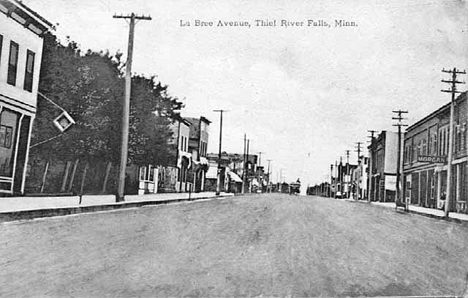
[[185, 116, 210, 192], [368, 131, 399, 202], [170, 115, 192, 192], [353, 155, 368, 200], [0, 0, 53, 195], [206, 152, 257, 193], [403, 92, 467, 213]]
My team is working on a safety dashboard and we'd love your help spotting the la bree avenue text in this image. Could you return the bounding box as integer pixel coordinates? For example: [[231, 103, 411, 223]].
[[179, 19, 358, 28]]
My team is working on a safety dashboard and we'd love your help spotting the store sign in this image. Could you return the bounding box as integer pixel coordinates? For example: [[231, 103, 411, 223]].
[[417, 155, 446, 164]]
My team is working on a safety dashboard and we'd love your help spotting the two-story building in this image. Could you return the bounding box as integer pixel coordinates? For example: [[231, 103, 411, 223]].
[[403, 92, 467, 212], [0, 0, 52, 195], [368, 131, 399, 202], [185, 116, 210, 192]]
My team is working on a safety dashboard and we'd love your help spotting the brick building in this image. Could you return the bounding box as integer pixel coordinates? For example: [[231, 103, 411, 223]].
[[403, 92, 467, 213]]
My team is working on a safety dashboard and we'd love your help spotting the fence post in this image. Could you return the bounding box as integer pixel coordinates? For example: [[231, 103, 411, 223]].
[[67, 159, 79, 193], [60, 161, 71, 193], [79, 162, 88, 204], [39, 161, 50, 193], [102, 162, 112, 194]]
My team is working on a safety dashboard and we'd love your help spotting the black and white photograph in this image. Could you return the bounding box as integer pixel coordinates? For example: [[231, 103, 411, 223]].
[[0, 0, 468, 297]]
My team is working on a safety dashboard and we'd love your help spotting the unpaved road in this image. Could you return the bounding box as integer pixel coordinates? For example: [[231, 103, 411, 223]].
[[1, 194, 468, 297]]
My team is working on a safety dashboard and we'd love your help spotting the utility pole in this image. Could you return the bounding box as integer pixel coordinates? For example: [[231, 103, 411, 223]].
[[339, 156, 343, 198], [267, 159, 272, 193], [246, 139, 250, 192], [367, 130, 377, 202], [392, 110, 408, 210], [242, 134, 247, 194], [334, 160, 338, 198], [442, 67, 466, 217], [345, 150, 350, 199], [213, 109, 229, 195], [355, 142, 363, 200], [113, 13, 151, 202]]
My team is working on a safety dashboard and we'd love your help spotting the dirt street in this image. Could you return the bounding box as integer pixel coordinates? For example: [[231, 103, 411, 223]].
[[1, 194, 468, 297]]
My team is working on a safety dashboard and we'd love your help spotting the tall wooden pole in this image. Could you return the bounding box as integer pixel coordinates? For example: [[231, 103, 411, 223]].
[[213, 110, 228, 195], [113, 13, 151, 202], [442, 67, 466, 217]]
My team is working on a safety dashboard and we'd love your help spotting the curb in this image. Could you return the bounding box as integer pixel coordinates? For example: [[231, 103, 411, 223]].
[[346, 199, 468, 227], [0, 194, 233, 223]]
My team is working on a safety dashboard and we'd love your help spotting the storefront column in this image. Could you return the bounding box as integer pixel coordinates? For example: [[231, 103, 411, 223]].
[[21, 116, 35, 194], [11, 114, 24, 193]]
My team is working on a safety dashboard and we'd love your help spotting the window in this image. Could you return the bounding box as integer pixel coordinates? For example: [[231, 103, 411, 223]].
[[24, 50, 35, 92], [0, 35, 3, 64], [7, 41, 19, 85], [0, 125, 13, 149]]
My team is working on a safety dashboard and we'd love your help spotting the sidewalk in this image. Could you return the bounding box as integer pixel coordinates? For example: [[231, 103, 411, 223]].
[[0, 192, 234, 222], [346, 198, 468, 225]]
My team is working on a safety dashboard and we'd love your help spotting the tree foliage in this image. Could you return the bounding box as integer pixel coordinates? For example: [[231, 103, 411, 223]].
[[30, 33, 183, 168]]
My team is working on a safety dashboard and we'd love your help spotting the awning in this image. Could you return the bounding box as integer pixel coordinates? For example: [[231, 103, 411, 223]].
[[206, 165, 218, 179], [199, 157, 209, 165], [228, 171, 243, 183], [177, 151, 192, 169]]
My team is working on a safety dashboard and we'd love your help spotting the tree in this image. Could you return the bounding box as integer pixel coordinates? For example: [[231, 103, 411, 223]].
[[28, 32, 186, 194], [128, 75, 184, 166]]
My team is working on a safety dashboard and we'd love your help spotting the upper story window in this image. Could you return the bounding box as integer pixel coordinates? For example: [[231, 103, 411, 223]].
[[0, 35, 3, 64], [7, 41, 19, 86], [24, 50, 35, 92]]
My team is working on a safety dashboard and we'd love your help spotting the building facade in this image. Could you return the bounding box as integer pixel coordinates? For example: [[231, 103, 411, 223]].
[[0, 0, 52, 195], [368, 131, 399, 202], [185, 116, 210, 192], [403, 92, 467, 213]]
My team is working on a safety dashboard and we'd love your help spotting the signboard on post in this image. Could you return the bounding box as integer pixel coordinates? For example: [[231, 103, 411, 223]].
[[417, 155, 447, 164]]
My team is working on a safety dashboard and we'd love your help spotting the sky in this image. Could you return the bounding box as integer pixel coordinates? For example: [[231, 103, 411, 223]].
[[24, 0, 467, 185]]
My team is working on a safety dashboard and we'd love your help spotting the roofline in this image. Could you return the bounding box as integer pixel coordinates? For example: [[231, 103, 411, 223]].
[[406, 92, 467, 133], [13, 0, 53, 28]]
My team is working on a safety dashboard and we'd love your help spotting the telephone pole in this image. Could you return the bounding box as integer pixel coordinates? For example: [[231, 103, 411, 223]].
[[367, 130, 377, 202], [113, 13, 151, 202], [441, 67, 466, 217], [345, 150, 350, 198], [213, 109, 229, 195], [246, 139, 250, 192], [267, 159, 272, 192], [355, 142, 363, 200], [392, 110, 408, 210], [242, 134, 247, 194], [258, 152, 265, 192]]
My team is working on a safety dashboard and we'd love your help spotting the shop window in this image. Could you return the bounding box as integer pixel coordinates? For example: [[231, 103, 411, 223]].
[[7, 41, 19, 86], [0, 109, 19, 177], [0, 125, 13, 148], [23, 50, 35, 92]]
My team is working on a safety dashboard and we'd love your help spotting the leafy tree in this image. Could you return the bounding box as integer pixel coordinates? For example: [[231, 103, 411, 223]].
[[30, 33, 184, 171], [128, 75, 183, 166]]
